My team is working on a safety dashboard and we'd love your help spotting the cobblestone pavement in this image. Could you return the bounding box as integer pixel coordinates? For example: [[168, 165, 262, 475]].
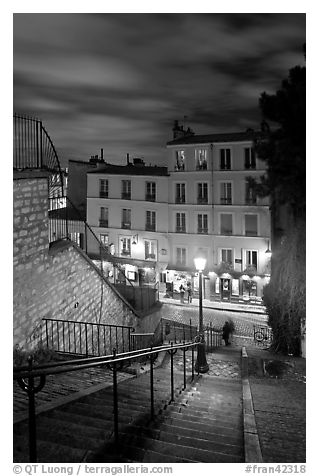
[[247, 348, 306, 463], [159, 302, 269, 341], [172, 346, 242, 379], [14, 366, 132, 420]]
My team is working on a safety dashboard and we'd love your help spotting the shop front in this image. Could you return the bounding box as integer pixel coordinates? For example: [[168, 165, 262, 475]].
[[209, 271, 269, 304]]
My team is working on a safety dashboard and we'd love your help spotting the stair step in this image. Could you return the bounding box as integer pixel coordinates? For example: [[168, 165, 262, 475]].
[[122, 425, 243, 456], [162, 413, 243, 438], [168, 402, 242, 423], [119, 432, 243, 463], [156, 421, 243, 447]]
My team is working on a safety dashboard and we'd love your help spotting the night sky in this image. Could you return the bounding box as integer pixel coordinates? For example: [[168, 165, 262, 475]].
[[13, 13, 305, 167]]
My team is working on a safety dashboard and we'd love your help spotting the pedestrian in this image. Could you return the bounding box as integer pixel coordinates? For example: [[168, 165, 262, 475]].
[[179, 284, 185, 303], [222, 321, 232, 346], [187, 282, 193, 303]]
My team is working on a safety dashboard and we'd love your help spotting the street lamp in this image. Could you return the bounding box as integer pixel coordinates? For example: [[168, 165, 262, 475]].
[[194, 256, 209, 373]]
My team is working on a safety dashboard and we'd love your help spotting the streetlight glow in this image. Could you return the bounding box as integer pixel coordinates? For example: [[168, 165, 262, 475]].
[[194, 257, 206, 272]]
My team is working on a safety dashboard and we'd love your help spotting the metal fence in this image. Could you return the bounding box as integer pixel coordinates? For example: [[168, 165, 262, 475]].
[[40, 318, 134, 357]]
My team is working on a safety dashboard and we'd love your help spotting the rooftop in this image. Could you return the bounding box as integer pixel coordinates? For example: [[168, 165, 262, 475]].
[[87, 163, 169, 176], [167, 130, 265, 146]]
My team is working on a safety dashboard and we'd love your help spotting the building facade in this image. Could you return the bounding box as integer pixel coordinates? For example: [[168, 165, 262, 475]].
[[86, 127, 271, 303]]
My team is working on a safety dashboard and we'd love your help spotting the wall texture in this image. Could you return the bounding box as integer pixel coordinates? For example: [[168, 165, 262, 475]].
[[13, 172, 139, 351]]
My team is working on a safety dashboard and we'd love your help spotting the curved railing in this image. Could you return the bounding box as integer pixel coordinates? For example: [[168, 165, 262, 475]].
[[13, 114, 64, 198]]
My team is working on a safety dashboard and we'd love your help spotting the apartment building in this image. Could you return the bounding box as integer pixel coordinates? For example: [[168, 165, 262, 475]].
[[85, 125, 271, 302], [86, 158, 170, 288], [166, 123, 271, 301]]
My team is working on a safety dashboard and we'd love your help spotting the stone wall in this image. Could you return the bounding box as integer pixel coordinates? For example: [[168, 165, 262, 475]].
[[13, 172, 139, 351]]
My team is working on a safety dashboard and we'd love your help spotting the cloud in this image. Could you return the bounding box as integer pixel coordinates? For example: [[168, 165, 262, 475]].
[[13, 13, 305, 166]]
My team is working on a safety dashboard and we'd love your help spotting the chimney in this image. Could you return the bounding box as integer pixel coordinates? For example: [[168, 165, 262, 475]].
[[173, 120, 186, 139], [100, 148, 104, 160], [126, 153, 130, 165], [133, 158, 145, 167]]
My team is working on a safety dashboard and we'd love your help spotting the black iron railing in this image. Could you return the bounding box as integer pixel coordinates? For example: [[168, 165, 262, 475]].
[[13, 114, 64, 198], [253, 325, 273, 345], [39, 318, 134, 357], [49, 195, 135, 289], [204, 323, 223, 351], [161, 318, 222, 352], [14, 341, 198, 462]]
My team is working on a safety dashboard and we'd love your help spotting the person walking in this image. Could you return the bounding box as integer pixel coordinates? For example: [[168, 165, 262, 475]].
[[222, 321, 232, 346], [179, 284, 185, 303], [187, 282, 193, 303]]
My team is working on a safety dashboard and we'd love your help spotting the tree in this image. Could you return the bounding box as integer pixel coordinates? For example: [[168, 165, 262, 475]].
[[253, 50, 306, 355]]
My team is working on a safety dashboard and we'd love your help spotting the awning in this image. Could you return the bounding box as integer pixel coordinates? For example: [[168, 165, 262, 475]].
[[166, 263, 196, 273], [89, 253, 156, 268]]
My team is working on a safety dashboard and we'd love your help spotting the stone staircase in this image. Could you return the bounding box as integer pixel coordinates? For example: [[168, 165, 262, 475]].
[[14, 352, 244, 463]]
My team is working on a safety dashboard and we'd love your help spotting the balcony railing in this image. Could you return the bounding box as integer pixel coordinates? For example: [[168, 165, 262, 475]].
[[145, 223, 156, 232], [145, 194, 156, 202], [175, 227, 186, 233], [197, 228, 208, 234], [175, 197, 186, 204], [220, 198, 232, 205], [196, 163, 207, 170], [197, 197, 208, 204], [121, 222, 131, 229], [121, 193, 131, 200], [99, 219, 108, 227]]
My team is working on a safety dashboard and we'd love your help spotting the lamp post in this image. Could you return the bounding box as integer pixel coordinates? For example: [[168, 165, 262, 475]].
[[194, 257, 209, 373]]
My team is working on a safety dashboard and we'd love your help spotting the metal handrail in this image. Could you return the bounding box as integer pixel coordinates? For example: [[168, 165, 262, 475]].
[[13, 114, 64, 198], [14, 340, 198, 462], [49, 195, 135, 289]]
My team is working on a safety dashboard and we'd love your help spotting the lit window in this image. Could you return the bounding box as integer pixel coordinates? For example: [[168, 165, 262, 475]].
[[145, 240, 156, 260], [195, 149, 207, 170], [100, 234, 109, 245], [120, 237, 131, 256], [175, 150, 185, 171]]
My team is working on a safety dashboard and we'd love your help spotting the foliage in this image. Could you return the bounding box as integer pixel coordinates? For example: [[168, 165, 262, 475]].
[[13, 344, 58, 367], [263, 220, 306, 355], [252, 50, 306, 356], [253, 60, 306, 220]]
